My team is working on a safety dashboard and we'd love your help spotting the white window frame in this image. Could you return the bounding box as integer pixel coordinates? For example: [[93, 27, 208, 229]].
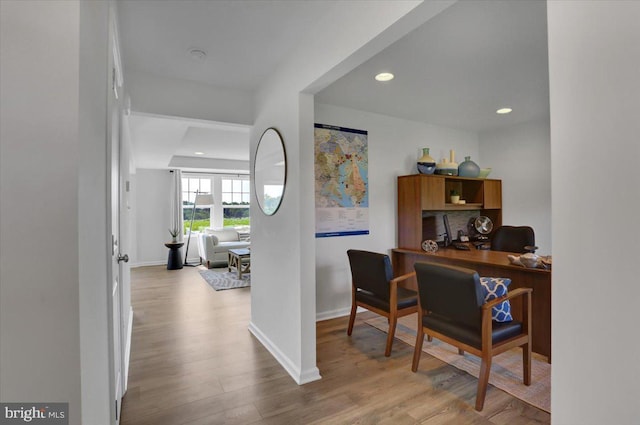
[[181, 175, 212, 233], [220, 176, 250, 229]]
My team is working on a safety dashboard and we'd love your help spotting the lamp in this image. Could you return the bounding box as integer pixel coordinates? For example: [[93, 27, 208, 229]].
[[184, 191, 214, 266]]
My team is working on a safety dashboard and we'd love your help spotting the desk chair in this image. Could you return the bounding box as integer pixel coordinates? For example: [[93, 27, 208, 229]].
[[347, 250, 418, 356], [490, 225, 536, 253], [411, 261, 532, 411]]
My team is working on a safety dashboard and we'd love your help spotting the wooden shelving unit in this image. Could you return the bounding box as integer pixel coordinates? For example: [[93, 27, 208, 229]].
[[397, 174, 502, 250]]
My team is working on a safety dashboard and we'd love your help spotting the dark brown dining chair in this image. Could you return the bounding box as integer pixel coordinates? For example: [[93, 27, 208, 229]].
[[347, 250, 418, 356], [411, 261, 532, 411], [490, 225, 536, 253]]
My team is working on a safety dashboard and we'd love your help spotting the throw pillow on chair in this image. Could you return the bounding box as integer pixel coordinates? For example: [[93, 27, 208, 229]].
[[479, 277, 512, 322]]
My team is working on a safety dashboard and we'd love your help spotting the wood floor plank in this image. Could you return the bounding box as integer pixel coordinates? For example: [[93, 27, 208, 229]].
[[120, 265, 550, 424]]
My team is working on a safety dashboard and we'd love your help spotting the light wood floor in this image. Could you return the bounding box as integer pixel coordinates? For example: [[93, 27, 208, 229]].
[[121, 265, 550, 425]]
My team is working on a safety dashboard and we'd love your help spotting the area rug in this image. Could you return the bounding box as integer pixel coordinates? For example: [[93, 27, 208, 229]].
[[365, 315, 550, 413], [198, 268, 250, 291]]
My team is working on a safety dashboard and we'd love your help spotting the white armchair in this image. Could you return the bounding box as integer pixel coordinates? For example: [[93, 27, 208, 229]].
[[197, 228, 250, 268]]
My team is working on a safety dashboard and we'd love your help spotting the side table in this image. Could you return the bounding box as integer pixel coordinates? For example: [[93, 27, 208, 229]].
[[228, 248, 251, 278], [164, 242, 184, 270]]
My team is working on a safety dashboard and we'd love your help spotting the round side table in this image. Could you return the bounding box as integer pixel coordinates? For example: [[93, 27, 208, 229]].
[[164, 242, 184, 270]]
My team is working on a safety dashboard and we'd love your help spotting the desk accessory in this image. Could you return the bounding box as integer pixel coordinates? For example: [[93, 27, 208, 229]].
[[421, 239, 439, 253], [468, 216, 493, 240]]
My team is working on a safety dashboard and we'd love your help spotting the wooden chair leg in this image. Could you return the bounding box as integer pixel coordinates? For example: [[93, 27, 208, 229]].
[[347, 302, 357, 336], [384, 314, 397, 357], [412, 326, 425, 372], [523, 342, 532, 386], [427, 335, 433, 342], [458, 348, 464, 355], [475, 357, 492, 411]]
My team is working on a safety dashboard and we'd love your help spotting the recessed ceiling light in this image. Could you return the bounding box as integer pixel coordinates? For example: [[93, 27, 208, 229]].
[[194, 151, 205, 155], [496, 107, 513, 114], [189, 49, 207, 62], [375, 72, 394, 82]]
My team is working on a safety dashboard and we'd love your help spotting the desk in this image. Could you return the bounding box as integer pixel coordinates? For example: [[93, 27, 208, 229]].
[[392, 247, 551, 362]]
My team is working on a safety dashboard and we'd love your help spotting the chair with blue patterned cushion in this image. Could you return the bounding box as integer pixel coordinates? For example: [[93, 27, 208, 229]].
[[347, 250, 418, 357], [411, 261, 532, 411]]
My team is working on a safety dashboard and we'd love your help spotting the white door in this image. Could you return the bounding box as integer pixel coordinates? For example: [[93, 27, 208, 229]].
[[109, 88, 129, 424], [110, 101, 124, 424], [108, 42, 126, 422]]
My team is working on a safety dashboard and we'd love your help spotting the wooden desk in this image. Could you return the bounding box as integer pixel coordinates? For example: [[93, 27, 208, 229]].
[[392, 247, 551, 362]]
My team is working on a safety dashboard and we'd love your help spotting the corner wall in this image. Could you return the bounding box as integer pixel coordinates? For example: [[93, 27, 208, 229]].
[[548, 2, 640, 423], [248, 0, 441, 384], [1, 0, 84, 419], [479, 119, 551, 254], [132, 169, 204, 266]]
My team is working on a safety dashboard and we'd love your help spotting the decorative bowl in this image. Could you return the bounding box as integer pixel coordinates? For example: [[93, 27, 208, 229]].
[[478, 168, 492, 179]]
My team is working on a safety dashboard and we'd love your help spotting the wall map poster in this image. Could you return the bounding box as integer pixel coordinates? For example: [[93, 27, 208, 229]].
[[314, 123, 369, 237]]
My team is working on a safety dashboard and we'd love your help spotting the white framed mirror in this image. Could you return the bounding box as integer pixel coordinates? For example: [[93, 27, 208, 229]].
[[254, 128, 287, 215]]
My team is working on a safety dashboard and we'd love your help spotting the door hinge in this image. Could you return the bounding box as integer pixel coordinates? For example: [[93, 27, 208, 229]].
[[115, 400, 118, 420]]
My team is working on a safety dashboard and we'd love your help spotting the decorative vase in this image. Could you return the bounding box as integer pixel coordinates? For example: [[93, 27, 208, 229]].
[[435, 149, 459, 176], [458, 156, 480, 178], [450, 195, 460, 204], [416, 148, 436, 174]]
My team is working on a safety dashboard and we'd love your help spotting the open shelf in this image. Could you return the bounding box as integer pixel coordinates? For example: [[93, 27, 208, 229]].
[[444, 202, 483, 210]]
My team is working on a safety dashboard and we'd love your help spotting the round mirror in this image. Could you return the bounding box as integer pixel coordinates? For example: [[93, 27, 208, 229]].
[[254, 128, 287, 215]]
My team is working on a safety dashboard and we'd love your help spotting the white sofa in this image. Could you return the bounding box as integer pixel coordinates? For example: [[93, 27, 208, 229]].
[[197, 228, 250, 268]]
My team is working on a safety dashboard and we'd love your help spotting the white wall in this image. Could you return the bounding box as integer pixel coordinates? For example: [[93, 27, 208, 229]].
[[479, 119, 551, 254], [249, 0, 447, 385], [132, 169, 204, 266], [314, 103, 479, 319], [548, 2, 640, 424], [78, 1, 113, 423], [1, 0, 91, 420]]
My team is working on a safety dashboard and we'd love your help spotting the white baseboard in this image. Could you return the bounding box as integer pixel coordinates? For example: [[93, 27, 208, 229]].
[[248, 321, 321, 385], [316, 306, 365, 322], [131, 257, 201, 269], [130, 260, 165, 268], [123, 306, 133, 393]]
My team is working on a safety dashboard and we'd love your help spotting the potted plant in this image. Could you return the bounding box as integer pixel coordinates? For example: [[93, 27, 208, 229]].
[[450, 189, 460, 204], [169, 227, 180, 242]]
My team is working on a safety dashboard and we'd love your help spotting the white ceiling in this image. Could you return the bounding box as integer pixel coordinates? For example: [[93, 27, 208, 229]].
[[316, 0, 549, 133], [117, 0, 334, 90], [118, 0, 549, 169], [127, 113, 250, 172]]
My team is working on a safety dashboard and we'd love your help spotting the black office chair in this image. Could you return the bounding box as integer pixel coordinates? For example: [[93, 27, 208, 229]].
[[411, 261, 532, 411], [347, 250, 418, 356], [490, 225, 536, 253]]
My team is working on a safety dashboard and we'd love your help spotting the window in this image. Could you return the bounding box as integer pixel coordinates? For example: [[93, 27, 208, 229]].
[[221, 177, 250, 227], [182, 176, 211, 233]]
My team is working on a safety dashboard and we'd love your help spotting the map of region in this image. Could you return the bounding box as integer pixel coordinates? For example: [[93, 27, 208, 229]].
[[314, 126, 368, 208]]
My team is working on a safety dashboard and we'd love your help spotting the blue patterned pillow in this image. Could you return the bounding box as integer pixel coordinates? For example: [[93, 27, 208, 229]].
[[479, 277, 513, 322]]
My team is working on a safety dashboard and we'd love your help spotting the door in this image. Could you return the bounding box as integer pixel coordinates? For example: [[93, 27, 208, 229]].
[[109, 86, 124, 424], [108, 27, 126, 423]]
